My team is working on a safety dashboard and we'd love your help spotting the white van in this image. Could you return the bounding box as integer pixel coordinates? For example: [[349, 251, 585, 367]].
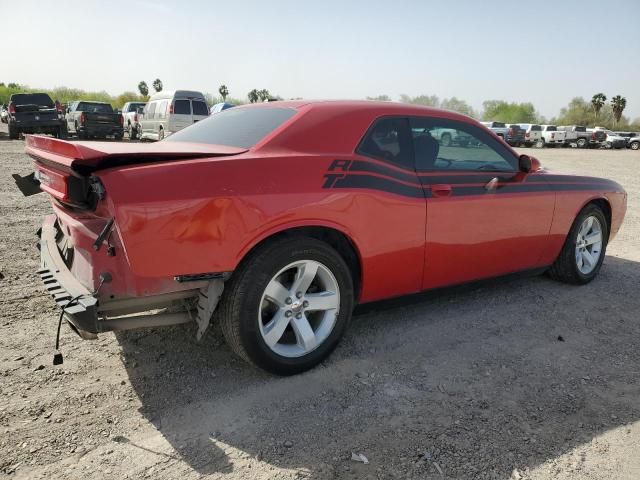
[[139, 90, 209, 141]]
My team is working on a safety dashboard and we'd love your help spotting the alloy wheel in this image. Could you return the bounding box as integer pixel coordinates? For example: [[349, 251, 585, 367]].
[[259, 260, 340, 358], [575, 216, 603, 275]]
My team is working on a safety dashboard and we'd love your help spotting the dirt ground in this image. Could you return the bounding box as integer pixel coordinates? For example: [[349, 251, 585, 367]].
[[0, 125, 639, 480]]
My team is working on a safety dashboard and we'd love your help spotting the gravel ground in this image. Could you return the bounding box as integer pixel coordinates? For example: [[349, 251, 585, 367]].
[[0, 126, 639, 480]]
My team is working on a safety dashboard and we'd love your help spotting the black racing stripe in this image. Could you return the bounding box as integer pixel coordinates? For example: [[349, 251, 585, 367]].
[[549, 183, 618, 192], [331, 174, 424, 198], [527, 174, 612, 184], [349, 160, 419, 184], [451, 184, 551, 196]]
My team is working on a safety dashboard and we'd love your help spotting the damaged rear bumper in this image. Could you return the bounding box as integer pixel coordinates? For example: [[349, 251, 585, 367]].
[[37, 215, 223, 339], [38, 216, 100, 337]]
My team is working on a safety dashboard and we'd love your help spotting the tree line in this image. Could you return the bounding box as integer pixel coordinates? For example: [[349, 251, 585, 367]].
[[1, 81, 636, 130]]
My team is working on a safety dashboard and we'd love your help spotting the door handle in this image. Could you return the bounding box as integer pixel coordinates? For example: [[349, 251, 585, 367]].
[[431, 184, 452, 197]]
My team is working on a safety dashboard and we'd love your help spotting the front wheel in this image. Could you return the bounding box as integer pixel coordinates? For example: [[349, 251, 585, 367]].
[[576, 138, 587, 148], [548, 204, 608, 285], [218, 237, 354, 375], [630, 141, 639, 151]]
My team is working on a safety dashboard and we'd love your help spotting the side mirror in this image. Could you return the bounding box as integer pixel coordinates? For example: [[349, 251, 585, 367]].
[[519, 154, 541, 173]]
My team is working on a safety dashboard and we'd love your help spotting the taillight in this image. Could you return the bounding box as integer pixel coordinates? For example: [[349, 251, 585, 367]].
[[8, 103, 15, 114], [592, 132, 596, 140], [55, 101, 61, 113], [134, 113, 138, 122], [34, 165, 69, 201], [168, 103, 173, 114], [80, 112, 86, 124], [525, 132, 530, 138], [119, 115, 124, 126], [551, 133, 555, 139], [508, 128, 514, 136]]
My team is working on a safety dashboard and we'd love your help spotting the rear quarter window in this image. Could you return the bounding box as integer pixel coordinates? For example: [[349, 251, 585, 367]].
[[11, 93, 54, 107], [166, 106, 297, 148], [174, 100, 191, 115], [192, 101, 209, 116]]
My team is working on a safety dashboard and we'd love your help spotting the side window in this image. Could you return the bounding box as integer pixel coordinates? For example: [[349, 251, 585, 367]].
[[411, 117, 516, 172], [357, 117, 412, 169], [157, 100, 167, 119], [147, 102, 156, 118], [174, 99, 191, 115], [192, 100, 209, 116]]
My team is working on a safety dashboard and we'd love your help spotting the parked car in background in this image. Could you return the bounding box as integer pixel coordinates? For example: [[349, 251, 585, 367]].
[[601, 130, 627, 149], [121, 101, 146, 140], [6, 93, 66, 139], [558, 125, 605, 148], [210, 102, 235, 114], [429, 127, 473, 147], [480, 121, 509, 140], [614, 132, 640, 148], [18, 100, 627, 374], [66, 101, 124, 140], [517, 124, 543, 147], [627, 135, 640, 150], [505, 124, 526, 147], [1, 105, 8, 124], [139, 90, 209, 141], [539, 125, 566, 147]]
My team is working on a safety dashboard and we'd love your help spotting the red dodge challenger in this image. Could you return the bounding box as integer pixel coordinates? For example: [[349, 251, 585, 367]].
[[15, 101, 626, 374]]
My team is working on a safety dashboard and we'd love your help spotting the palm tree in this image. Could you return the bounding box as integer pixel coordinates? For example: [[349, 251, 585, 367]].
[[611, 95, 627, 126], [248, 89, 259, 103], [138, 81, 149, 97], [257, 89, 270, 102], [152, 78, 163, 93], [218, 84, 229, 101], [591, 93, 606, 121]]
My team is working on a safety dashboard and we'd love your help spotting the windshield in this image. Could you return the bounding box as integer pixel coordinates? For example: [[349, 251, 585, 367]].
[[11, 93, 54, 107], [77, 102, 113, 113], [166, 106, 297, 148]]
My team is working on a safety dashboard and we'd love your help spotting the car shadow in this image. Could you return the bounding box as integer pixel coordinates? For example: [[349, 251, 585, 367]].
[[115, 255, 640, 478]]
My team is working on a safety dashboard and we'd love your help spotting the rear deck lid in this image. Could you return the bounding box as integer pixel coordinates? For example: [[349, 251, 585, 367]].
[[25, 135, 247, 174]]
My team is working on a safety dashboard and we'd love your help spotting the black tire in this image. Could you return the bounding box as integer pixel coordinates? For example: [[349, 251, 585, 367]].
[[547, 204, 608, 285], [217, 237, 354, 375], [440, 133, 451, 147], [158, 128, 164, 141], [630, 141, 639, 151], [56, 126, 68, 139], [129, 123, 138, 140], [8, 124, 19, 140], [576, 138, 587, 149]]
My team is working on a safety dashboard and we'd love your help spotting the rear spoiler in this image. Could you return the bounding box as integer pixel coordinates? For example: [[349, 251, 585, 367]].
[[24, 135, 248, 175]]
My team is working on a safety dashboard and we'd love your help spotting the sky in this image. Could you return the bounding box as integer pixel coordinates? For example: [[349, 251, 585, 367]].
[[4, 0, 640, 119]]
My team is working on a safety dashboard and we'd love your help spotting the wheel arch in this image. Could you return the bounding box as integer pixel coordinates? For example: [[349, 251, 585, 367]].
[[579, 197, 612, 238], [235, 224, 363, 301]]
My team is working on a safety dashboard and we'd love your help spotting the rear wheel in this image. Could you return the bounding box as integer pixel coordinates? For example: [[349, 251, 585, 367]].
[[576, 138, 587, 148], [630, 141, 639, 151], [548, 204, 608, 285], [129, 123, 138, 140], [158, 128, 164, 141], [218, 237, 354, 375], [8, 124, 19, 140]]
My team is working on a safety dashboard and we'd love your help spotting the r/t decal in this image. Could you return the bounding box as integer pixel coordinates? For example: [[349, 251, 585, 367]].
[[323, 160, 353, 188]]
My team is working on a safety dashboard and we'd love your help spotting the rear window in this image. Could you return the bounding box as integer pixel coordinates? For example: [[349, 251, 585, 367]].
[[77, 102, 113, 113], [574, 126, 587, 132], [531, 125, 542, 131], [11, 93, 54, 107], [174, 100, 191, 115], [166, 106, 297, 148], [127, 102, 145, 112], [546, 126, 557, 131], [192, 101, 209, 116], [492, 122, 506, 128]]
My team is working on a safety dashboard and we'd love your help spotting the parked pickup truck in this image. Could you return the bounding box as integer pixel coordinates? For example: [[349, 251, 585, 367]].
[[429, 127, 473, 147], [516, 124, 543, 147], [480, 121, 523, 146], [6, 93, 66, 140], [558, 125, 606, 148], [539, 125, 566, 147], [121, 101, 146, 140], [66, 101, 124, 140], [505, 124, 526, 147]]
